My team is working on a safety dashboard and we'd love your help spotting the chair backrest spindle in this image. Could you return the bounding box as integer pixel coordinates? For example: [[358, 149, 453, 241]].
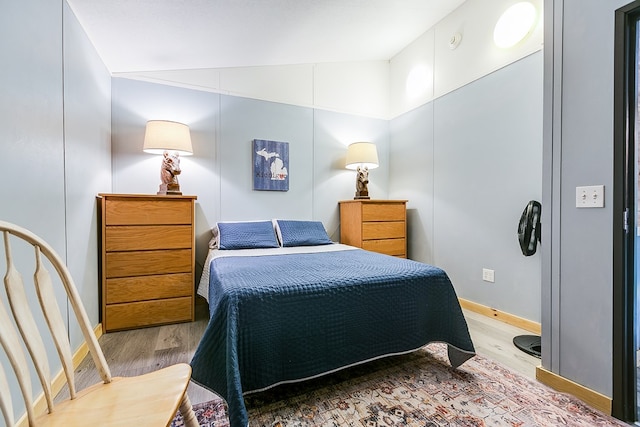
[[0, 362, 14, 427], [0, 302, 36, 426], [25, 227, 111, 384], [3, 231, 55, 414], [33, 245, 77, 400], [0, 222, 112, 426]]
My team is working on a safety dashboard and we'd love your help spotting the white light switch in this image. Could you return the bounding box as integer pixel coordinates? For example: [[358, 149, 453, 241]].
[[576, 185, 604, 208]]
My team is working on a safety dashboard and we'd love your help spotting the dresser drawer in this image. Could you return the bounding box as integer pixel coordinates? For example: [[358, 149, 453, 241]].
[[105, 297, 193, 331], [105, 225, 192, 251], [362, 203, 405, 222], [362, 238, 406, 257], [105, 199, 192, 225], [105, 249, 192, 278], [99, 194, 197, 333], [106, 273, 193, 304], [362, 221, 405, 240], [339, 200, 407, 258]]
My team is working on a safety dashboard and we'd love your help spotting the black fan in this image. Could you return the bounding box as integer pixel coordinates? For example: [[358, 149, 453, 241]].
[[518, 200, 541, 256], [513, 200, 542, 358]]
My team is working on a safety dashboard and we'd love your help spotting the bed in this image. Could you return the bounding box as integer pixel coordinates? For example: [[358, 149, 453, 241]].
[[189, 220, 476, 427]]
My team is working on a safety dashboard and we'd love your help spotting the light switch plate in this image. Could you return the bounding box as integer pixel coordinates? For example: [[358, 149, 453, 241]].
[[576, 185, 604, 208]]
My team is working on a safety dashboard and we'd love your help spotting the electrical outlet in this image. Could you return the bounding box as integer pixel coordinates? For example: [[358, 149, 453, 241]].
[[482, 268, 495, 283]]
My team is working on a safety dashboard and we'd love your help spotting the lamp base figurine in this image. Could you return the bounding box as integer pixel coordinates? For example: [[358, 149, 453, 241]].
[[157, 151, 182, 195], [354, 165, 370, 200]]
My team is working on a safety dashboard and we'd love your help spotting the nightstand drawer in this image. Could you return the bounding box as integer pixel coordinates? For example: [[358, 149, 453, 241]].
[[106, 273, 193, 304], [362, 203, 405, 222], [105, 199, 192, 225], [362, 221, 405, 240], [105, 225, 192, 251], [362, 238, 406, 257], [339, 200, 407, 258], [105, 297, 193, 331], [105, 249, 192, 278]]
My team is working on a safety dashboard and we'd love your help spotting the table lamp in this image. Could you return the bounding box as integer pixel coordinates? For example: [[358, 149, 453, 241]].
[[143, 120, 193, 195]]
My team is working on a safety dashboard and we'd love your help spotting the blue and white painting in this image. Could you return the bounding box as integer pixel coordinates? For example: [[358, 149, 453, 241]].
[[253, 139, 289, 191]]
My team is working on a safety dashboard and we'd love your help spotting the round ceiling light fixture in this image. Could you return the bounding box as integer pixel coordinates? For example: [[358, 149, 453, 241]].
[[493, 2, 537, 49]]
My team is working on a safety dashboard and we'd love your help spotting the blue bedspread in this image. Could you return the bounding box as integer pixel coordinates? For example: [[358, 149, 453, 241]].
[[190, 249, 475, 427]]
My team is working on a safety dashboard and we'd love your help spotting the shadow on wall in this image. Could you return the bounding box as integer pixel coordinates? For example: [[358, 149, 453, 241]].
[[406, 208, 430, 263], [194, 203, 213, 282]]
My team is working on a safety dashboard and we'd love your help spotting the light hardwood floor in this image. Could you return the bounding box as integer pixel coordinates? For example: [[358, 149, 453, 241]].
[[462, 308, 540, 379], [59, 298, 540, 406]]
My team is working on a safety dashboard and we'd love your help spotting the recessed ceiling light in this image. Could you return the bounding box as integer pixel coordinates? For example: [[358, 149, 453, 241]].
[[493, 2, 537, 49]]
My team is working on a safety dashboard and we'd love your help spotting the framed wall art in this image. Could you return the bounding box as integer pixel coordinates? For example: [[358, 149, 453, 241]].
[[253, 139, 289, 191]]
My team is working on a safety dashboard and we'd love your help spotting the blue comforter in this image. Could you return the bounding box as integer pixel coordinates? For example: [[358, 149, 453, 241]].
[[190, 248, 475, 427]]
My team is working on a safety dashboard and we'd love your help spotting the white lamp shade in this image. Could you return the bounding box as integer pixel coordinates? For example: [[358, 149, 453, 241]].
[[143, 120, 193, 155], [345, 142, 379, 170]]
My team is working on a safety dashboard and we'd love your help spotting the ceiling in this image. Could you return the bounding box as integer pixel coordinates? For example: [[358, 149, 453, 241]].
[[66, 0, 467, 74]]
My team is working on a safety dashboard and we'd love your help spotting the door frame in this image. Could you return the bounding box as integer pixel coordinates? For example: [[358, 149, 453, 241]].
[[613, 1, 640, 421]]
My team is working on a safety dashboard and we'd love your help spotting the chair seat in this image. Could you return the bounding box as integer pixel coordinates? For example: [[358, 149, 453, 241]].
[[37, 363, 193, 427]]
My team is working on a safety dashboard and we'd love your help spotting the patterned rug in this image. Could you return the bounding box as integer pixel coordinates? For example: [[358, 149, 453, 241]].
[[172, 343, 627, 427]]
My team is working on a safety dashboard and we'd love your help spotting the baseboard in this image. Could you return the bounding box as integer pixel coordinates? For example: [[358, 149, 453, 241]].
[[458, 299, 612, 416], [458, 298, 541, 335], [536, 366, 612, 415], [15, 323, 103, 427]]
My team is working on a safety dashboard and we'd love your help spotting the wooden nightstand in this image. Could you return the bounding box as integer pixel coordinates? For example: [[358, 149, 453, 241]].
[[98, 193, 197, 332], [339, 200, 407, 258]]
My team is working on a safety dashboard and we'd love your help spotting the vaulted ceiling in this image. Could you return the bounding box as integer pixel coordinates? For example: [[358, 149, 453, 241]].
[[66, 0, 466, 73]]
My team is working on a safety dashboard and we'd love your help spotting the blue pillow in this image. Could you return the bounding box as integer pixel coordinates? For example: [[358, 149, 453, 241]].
[[217, 221, 279, 250], [275, 220, 332, 247]]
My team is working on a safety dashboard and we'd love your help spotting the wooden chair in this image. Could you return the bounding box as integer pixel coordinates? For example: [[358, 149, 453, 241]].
[[0, 220, 199, 427]]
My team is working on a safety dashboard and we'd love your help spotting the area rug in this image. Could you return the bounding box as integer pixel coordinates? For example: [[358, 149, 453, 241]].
[[172, 398, 229, 427], [172, 343, 627, 427]]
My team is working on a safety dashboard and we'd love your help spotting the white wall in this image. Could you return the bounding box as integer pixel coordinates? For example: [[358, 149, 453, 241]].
[[111, 78, 219, 279], [111, 78, 389, 280], [114, 61, 391, 119], [0, 1, 111, 422], [1, 4, 66, 421], [63, 0, 112, 350], [313, 109, 390, 236], [387, 0, 544, 323], [1, 3, 65, 241], [218, 96, 314, 221], [111, 0, 544, 325], [389, 52, 543, 322], [112, 0, 543, 121], [543, 0, 628, 400], [390, 0, 543, 118], [112, 49, 543, 326]]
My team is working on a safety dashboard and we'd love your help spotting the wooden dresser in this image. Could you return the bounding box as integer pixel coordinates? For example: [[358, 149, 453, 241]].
[[339, 200, 407, 258], [98, 194, 197, 332]]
